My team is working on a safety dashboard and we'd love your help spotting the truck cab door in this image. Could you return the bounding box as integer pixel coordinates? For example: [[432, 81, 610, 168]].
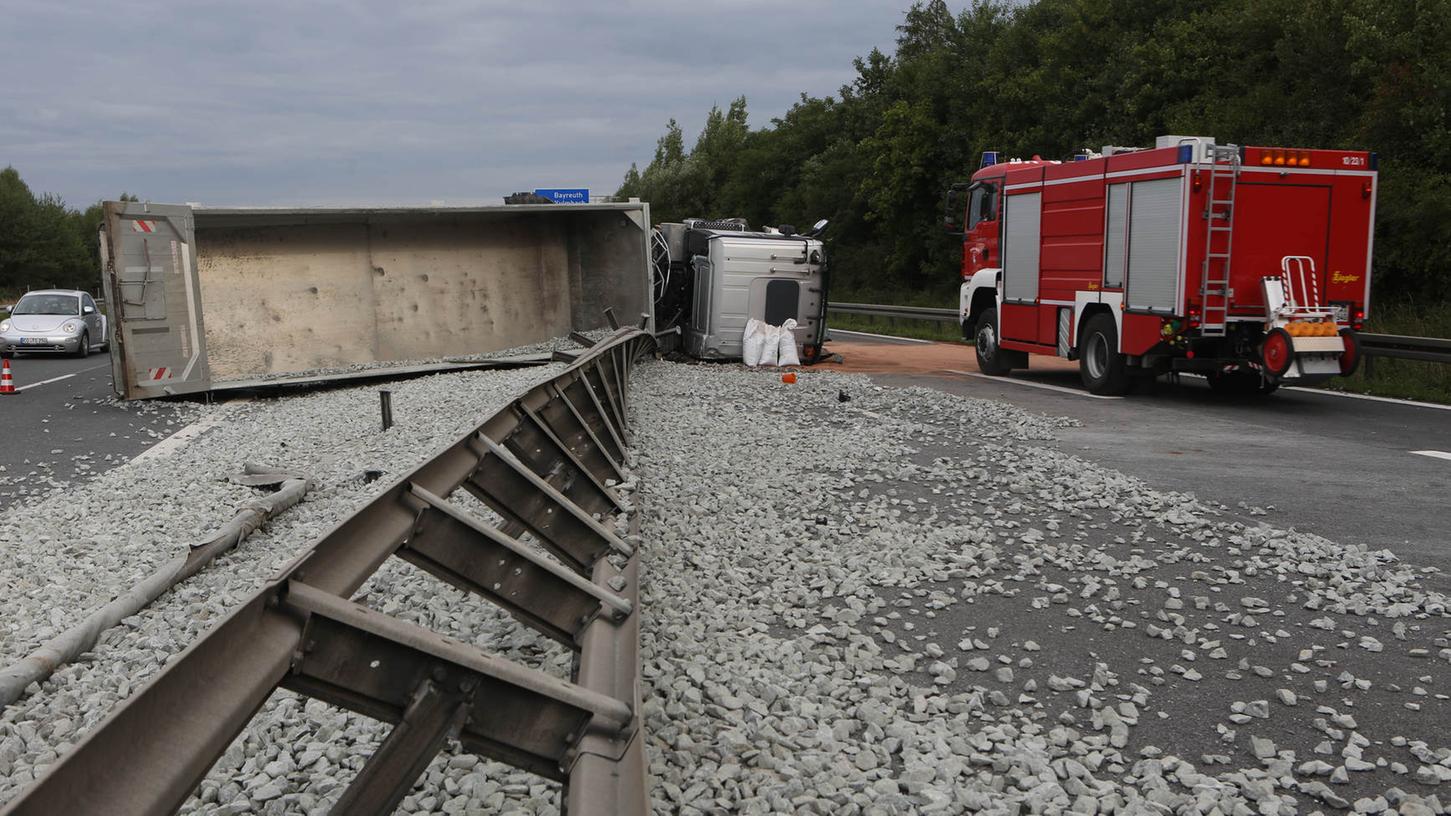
[[965, 180, 1002, 273], [100, 202, 211, 399]]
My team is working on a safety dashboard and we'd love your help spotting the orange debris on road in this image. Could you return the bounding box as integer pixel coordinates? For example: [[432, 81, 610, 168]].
[[818, 340, 1077, 377]]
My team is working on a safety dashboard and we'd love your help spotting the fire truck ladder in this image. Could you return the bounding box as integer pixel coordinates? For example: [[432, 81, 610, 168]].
[[1199, 144, 1241, 337]]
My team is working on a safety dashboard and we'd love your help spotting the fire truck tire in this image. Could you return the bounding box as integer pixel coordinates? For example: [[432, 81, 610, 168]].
[[1338, 329, 1361, 376], [1261, 327, 1294, 377], [1078, 314, 1130, 395], [974, 308, 1014, 376]]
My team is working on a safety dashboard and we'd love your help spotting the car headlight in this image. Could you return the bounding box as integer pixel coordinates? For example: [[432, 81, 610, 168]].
[[0, 321, 9, 332], [62, 321, 79, 334]]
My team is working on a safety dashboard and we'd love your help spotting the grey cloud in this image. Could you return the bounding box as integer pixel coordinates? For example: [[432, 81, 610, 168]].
[[0, 0, 913, 207]]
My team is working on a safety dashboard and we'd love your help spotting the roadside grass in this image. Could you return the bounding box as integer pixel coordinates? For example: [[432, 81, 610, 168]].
[[1320, 302, 1451, 404]]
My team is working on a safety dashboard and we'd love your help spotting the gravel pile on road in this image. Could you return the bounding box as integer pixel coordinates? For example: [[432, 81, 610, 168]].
[[0, 360, 582, 812], [3, 355, 1448, 815], [630, 362, 1451, 815]]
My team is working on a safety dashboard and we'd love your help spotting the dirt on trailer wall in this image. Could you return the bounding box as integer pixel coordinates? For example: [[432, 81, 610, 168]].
[[195, 213, 581, 381]]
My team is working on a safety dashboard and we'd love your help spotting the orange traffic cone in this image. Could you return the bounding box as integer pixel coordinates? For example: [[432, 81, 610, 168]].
[[0, 358, 17, 395]]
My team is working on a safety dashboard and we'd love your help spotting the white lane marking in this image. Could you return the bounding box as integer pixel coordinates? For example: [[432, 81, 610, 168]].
[[130, 404, 243, 463], [1283, 387, 1451, 412], [1411, 450, 1451, 462], [944, 369, 1124, 400], [15, 373, 77, 391], [13, 362, 110, 392], [828, 328, 936, 345]]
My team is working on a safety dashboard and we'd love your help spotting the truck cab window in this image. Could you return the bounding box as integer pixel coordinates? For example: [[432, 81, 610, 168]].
[[967, 186, 987, 230], [968, 184, 999, 230]]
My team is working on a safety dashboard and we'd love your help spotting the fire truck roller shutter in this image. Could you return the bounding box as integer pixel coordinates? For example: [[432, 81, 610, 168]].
[[1124, 178, 1184, 313], [1103, 185, 1128, 289], [1002, 192, 1042, 304]]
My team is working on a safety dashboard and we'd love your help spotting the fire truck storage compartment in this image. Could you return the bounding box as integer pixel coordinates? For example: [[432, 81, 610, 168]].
[[1002, 192, 1042, 303], [1103, 185, 1127, 289], [1122, 177, 1185, 313], [1227, 184, 1332, 315]]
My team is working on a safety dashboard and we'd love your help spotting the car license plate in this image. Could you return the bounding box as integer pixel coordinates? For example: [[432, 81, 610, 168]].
[[1330, 304, 1349, 323], [20, 337, 47, 345]]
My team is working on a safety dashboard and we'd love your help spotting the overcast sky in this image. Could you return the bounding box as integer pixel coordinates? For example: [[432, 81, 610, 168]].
[[0, 1, 917, 208]]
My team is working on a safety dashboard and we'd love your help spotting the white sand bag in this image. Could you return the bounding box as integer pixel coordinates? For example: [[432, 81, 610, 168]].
[[777, 318, 800, 366], [742, 318, 768, 367], [758, 322, 780, 366]]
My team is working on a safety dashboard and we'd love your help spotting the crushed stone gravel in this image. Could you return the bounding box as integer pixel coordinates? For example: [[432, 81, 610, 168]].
[[0, 360, 581, 813], [630, 362, 1450, 815], [2, 356, 1447, 816]]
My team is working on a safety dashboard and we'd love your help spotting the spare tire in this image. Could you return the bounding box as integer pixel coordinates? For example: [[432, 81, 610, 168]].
[[1261, 327, 1294, 377]]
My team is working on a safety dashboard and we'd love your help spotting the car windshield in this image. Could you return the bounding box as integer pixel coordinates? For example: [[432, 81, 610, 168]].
[[12, 295, 80, 316]]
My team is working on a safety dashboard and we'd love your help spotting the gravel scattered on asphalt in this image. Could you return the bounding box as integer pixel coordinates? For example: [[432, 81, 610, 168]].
[[630, 361, 1451, 815], [0, 360, 578, 813], [2, 355, 1448, 815]]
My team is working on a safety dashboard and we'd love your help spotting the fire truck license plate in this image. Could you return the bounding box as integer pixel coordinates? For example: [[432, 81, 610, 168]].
[[1330, 304, 1349, 322]]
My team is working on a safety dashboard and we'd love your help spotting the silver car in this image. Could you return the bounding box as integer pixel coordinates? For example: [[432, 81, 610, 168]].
[[0, 289, 108, 357]]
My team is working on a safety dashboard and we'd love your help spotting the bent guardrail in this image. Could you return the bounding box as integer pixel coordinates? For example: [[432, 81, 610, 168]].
[[1, 326, 656, 816]]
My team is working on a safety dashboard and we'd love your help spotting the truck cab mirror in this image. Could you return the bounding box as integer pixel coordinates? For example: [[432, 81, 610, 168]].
[[808, 218, 829, 237]]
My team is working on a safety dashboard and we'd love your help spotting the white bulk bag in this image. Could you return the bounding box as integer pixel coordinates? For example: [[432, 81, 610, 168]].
[[743, 318, 768, 367], [758, 322, 781, 366], [777, 318, 800, 367]]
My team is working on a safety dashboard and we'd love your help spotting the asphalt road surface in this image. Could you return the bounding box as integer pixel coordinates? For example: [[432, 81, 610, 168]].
[[6, 337, 1448, 570], [828, 332, 1451, 572], [0, 352, 195, 509]]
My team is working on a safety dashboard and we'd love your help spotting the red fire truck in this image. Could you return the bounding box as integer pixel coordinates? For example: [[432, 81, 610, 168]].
[[945, 135, 1375, 395]]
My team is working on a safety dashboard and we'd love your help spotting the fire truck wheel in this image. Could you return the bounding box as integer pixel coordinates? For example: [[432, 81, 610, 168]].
[[1078, 314, 1130, 395], [1261, 327, 1294, 377], [1338, 328, 1361, 376], [975, 308, 1012, 376]]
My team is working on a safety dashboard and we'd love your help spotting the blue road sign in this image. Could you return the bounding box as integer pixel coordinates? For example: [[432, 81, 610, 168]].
[[534, 188, 590, 204]]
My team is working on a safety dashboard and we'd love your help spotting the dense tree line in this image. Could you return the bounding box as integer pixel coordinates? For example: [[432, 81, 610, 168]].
[[0, 167, 133, 297], [618, 0, 1451, 306]]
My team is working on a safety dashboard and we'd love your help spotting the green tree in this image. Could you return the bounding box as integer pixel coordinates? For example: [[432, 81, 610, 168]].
[[620, 0, 1451, 306], [0, 166, 127, 296]]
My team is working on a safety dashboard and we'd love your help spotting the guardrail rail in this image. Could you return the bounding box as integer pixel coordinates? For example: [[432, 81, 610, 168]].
[[826, 303, 1451, 366], [1, 323, 656, 816], [827, 302, 957, 324], [1358, 332, 1451, 364]]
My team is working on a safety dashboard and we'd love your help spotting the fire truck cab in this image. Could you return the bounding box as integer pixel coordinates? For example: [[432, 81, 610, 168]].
[[945, 136, 1376, 395]]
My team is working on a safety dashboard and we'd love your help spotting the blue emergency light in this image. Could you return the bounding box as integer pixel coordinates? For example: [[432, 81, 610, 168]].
[[980, 151, 999, 169]]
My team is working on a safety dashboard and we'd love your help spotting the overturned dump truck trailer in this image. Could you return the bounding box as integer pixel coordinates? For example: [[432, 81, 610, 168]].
[[100, 201, 653, 399]]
